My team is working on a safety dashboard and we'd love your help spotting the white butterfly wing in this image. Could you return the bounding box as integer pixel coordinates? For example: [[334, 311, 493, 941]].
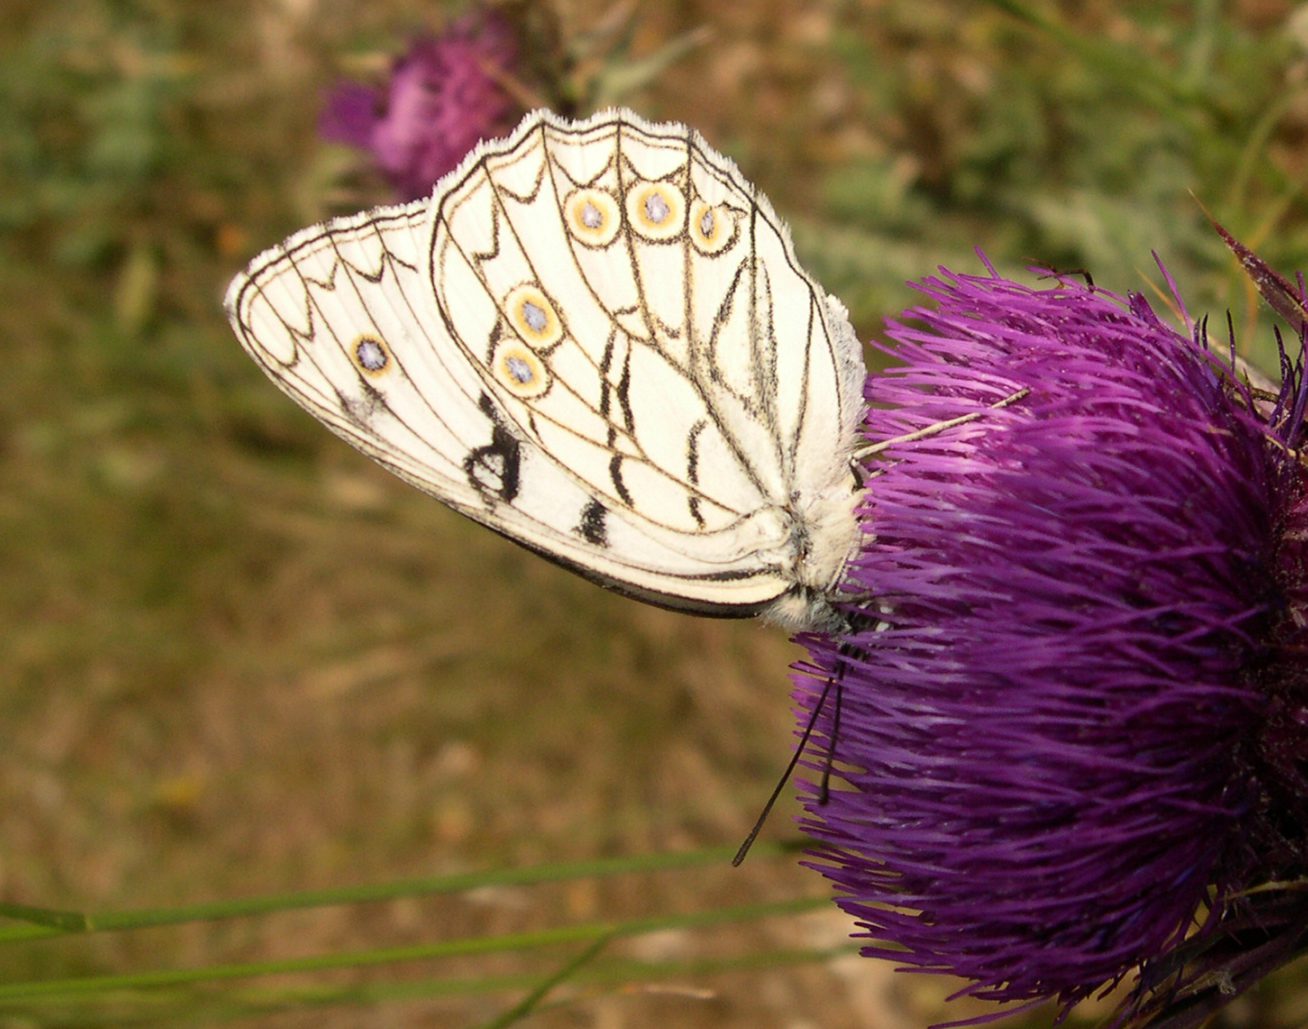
[[226, 109, 865, 627]]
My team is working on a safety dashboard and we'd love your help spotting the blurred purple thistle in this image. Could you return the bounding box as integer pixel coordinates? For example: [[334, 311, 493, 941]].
[[794, 258, 1308, 1025], [320, 10, 522, 201]]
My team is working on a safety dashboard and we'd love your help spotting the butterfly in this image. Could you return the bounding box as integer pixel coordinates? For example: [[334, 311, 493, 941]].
[[225, 108, 867, 632]]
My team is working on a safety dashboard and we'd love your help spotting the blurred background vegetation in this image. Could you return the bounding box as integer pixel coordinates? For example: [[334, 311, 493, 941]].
[[2, 0, 1307, 1025]]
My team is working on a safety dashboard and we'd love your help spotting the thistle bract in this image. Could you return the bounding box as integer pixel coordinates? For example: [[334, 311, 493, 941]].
[[795, 264, 1308, 1023]]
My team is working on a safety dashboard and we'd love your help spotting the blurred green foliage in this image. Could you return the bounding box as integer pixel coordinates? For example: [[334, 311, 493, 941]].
[[796, 0, 1308, 349]]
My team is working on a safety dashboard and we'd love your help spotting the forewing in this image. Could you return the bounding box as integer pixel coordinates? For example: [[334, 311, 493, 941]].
[[427, 110, 864, 584]]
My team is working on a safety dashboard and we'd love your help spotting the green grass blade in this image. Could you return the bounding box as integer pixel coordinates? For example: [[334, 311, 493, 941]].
[[0, 840, 808, 943], [477, 935, 614, 1029], [0, 942, 863, 1024], [0, 901, 92, 933], [0, 896, 828, 1001]]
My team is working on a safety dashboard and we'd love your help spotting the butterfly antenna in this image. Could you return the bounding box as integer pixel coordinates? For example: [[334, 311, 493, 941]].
[[855, 387, 1030, 461], [733, 665, 841, 867]]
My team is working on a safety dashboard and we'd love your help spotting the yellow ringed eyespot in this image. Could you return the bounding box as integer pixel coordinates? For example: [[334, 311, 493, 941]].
[[352, 334, 392, 377], [689, 199, 734, 254], [625, 182, 685, 241], [492, 341, 550, 398], [504, 284, 562, 349], [565, 189, 621, 246]]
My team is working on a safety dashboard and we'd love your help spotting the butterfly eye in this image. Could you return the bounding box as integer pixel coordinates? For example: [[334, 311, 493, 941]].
[[352, 334, 392, 377], [565, 189, 620, 247], [492, 341, 550, 398], [504, 285, 562, 348], [626, 182, 685, 241], [689, 200, 734, 254]]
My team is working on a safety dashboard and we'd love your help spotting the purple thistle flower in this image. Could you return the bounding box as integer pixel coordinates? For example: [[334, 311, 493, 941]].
[[320, 10, 522, 201], [794, 261, 1308, 1024]]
